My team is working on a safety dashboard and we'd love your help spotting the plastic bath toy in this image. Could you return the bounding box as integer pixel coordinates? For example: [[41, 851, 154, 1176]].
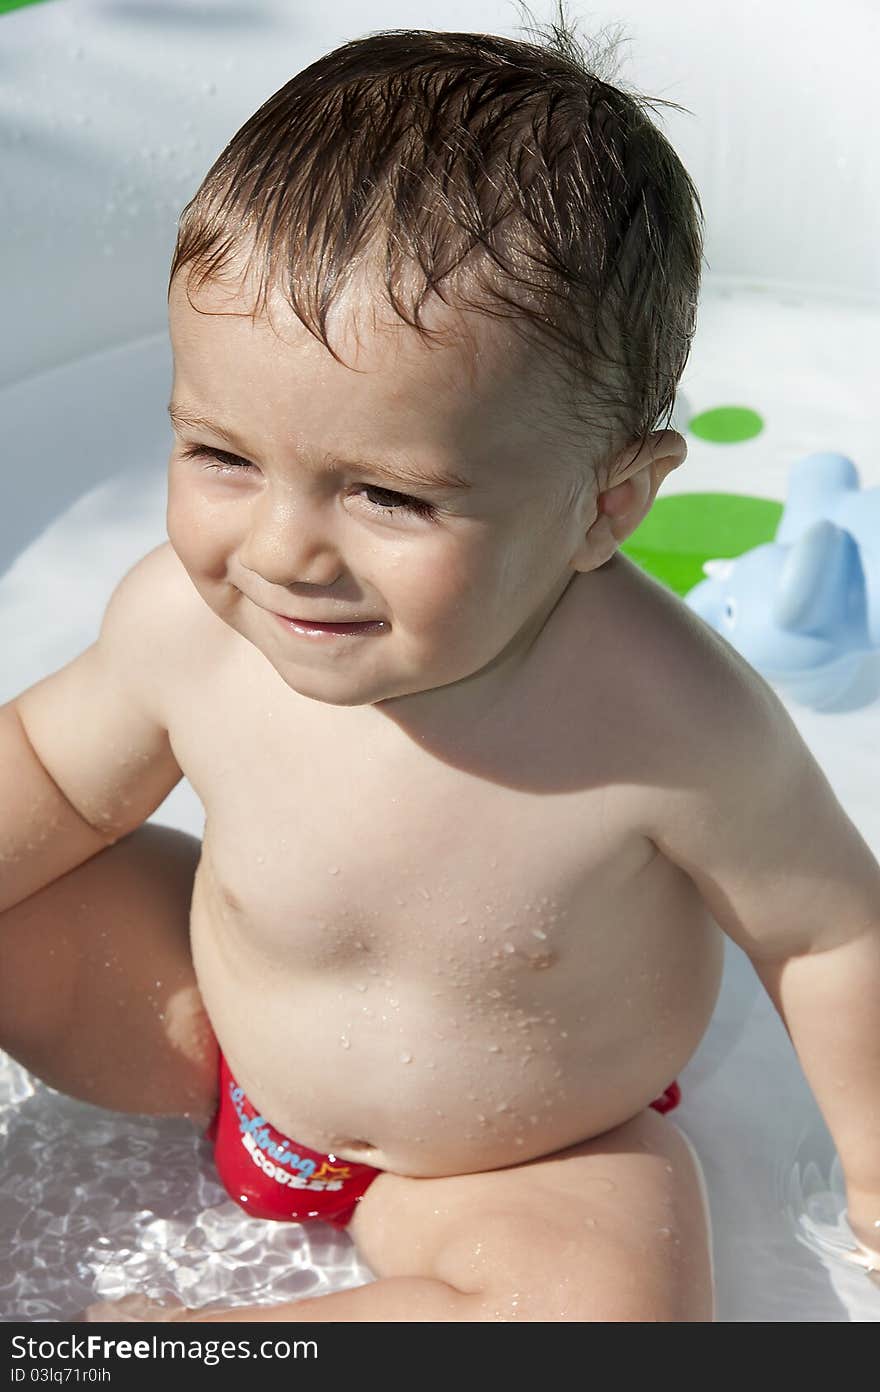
[[684, 452, 880, 710]]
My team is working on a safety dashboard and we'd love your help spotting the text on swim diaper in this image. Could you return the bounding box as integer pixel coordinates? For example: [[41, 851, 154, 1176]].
[[230, 1081, 351, 1190]]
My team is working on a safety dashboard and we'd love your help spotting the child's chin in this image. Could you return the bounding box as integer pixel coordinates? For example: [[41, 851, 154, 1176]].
[[271, 663, 410, 707]]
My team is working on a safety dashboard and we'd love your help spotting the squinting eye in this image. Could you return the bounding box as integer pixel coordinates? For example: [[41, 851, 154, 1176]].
[[180, 445, 254, 476], [180, 446, 434, 517], [360, 485, 434, 518]]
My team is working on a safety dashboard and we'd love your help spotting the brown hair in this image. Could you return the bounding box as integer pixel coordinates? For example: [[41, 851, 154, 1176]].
[[168, 1, 705, 479]]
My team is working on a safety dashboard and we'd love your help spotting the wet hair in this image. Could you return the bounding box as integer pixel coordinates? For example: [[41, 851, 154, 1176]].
[[168, 1, 705, 481]]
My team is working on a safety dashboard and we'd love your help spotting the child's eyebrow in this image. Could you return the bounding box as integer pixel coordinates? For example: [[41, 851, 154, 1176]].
[[167, 403, 472, 493]]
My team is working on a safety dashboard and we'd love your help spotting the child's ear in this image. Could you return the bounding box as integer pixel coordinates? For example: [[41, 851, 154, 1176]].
[[574, 430, 687, 570]]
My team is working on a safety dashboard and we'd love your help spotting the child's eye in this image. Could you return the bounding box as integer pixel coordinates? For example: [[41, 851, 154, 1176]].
[[359, 484, 434, 518], [179, 446, 434, 518], [180, 445, 255, 477]]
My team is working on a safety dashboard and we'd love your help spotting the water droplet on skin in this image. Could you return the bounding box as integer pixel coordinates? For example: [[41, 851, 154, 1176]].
[[400, 1052, 413, 1064], [457, 915, 470, 925], [585, 1218, 597, 1228], [503, 942, 517, 955], [255, 854, 265, 865], [489, 857, 498, 869], [488, 1044, 501, 1053], [657, 1227, 672, 1238], [355, 983, 367, 992], [530, 928, 548, 940], [495, 1103, 509, 1113], [328, 866, 339, 875], [340, 1036, 351, 1049], [420, 887, 432, 900], [529, 952, 556, 970], [487, 988, 502, 999], [477, 934, 486, 944]]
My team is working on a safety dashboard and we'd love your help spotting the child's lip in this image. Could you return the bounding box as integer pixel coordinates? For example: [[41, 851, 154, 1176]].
[[272, 612, 387, 634]]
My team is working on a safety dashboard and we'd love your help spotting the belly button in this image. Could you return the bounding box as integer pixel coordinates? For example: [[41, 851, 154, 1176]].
[[344, 1138, 376, 1154]]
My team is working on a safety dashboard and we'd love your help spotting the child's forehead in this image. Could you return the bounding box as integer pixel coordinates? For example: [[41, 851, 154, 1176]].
[[169, 261, 555, 434], [174, 262, 522, 374]]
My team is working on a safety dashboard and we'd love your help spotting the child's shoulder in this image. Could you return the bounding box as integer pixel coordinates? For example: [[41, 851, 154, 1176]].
[[586, 552, 773, 734], [102, 541, 230, 713], [110, 540, 212, 646], [582, 552, 790, 796]]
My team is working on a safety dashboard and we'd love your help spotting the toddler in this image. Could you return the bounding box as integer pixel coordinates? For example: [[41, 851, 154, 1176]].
[[2, 11, 879, 1321]]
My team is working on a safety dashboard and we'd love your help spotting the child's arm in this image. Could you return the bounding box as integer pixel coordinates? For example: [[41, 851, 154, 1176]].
[[643, 668, 880, 1268], [6, 542, 186, 885], [0, 540, 219, 1122]]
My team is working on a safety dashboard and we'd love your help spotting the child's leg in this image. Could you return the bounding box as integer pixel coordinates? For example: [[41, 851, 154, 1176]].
[[349, 1109, 712, 1321], [163, 1107, 713, 1323], [0, 822, 217, 1123]]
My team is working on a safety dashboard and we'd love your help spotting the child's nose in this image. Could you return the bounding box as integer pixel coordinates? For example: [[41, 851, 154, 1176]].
[[238, 494, 344, 589]]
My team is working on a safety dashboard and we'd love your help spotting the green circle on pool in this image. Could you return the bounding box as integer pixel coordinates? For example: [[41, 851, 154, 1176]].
[[689, 405, 764, 443], [621, 492, 783, 597]]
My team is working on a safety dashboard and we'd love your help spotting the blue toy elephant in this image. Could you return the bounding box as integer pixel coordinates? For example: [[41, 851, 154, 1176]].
[[684, 452, 880, 710]]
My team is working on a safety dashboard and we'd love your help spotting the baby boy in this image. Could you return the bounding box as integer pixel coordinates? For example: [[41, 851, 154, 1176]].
[[2, 17, 879, 1322]]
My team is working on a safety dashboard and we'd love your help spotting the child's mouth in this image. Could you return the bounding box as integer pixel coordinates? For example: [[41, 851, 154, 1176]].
[[272, 613, 388, 638]]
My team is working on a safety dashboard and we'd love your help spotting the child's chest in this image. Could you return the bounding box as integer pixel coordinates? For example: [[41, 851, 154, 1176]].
[[167, 629, 697, 990]]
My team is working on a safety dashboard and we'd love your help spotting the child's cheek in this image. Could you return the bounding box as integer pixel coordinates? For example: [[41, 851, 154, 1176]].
[[166, 485, 231, 584]]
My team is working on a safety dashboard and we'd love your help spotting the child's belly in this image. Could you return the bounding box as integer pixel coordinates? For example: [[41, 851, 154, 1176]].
[[189, 836, 724, 1178]]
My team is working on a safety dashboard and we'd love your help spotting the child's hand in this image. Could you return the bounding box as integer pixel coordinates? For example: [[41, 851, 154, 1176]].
[[846, 1194, 880, 1283], [847, 1245, 880, 1286]]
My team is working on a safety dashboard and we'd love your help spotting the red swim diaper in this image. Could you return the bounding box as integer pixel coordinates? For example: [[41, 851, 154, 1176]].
[[206, 1054, 382, 1228], [207, 1057, 681, 1228], [649, 1081, 682, 1115]]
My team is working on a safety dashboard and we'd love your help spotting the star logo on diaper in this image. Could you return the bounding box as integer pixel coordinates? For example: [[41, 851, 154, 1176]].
[[311, 1160, 353, 1182]]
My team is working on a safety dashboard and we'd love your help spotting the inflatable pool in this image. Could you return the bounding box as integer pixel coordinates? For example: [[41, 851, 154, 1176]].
[[2, 0, 879, 1321]]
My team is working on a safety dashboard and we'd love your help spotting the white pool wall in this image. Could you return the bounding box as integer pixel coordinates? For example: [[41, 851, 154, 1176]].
[[2, 0, 878, 400]]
